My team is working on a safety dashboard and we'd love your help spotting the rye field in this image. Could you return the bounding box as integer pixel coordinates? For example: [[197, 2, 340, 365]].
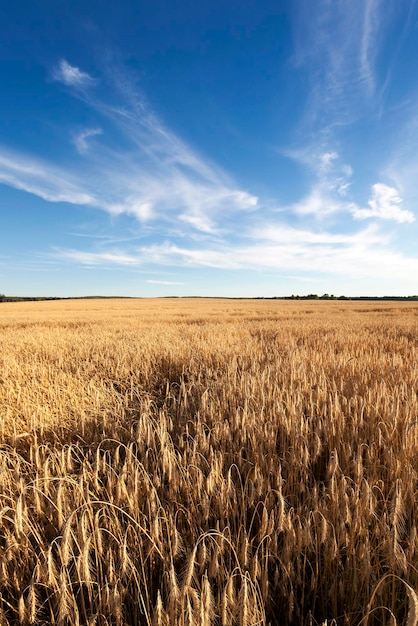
[[0, 298, 417, 626]]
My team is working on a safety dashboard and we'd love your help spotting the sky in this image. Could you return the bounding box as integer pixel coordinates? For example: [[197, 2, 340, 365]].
[[1, 0, 418, 297]]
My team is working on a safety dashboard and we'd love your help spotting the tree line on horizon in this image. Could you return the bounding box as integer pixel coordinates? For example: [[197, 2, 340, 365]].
[[1, 293, 418, 303]]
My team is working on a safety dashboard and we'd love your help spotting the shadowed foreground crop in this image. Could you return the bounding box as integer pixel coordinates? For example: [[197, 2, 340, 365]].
[[0, 298, 417, 625]]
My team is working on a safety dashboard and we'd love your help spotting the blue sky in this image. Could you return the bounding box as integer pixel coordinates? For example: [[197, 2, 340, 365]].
[[1, 0, 417, 297]]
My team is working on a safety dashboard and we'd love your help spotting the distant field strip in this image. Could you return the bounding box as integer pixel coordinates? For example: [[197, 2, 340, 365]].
[[0, 299, 417, 625]]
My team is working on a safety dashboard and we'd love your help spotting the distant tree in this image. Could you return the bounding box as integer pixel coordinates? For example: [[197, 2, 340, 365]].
[[0, 294, 5, 302]]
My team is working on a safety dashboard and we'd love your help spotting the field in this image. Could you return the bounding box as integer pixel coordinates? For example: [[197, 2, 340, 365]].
[[0, 298, 417, 625]]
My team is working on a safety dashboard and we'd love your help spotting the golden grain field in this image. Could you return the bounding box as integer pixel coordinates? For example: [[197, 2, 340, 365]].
[[0, 298, 417, 626]]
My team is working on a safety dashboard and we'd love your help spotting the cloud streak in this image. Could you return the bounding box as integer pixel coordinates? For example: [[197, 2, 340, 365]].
[[0, 150, 96, 205], [73, 128, 103, 154], [57, 249, 140, 266], [292, 0, 387, 131], [359, 0, 382, 97], [54, 221, 418, 287], [1, 59, 258, 236], [53, 60, 95, 87], [146, 279, 185, 285]]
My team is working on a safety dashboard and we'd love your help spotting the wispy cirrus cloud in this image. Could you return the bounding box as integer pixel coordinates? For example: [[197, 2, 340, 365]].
[[283, 149, 352, 218], [85, 70, 259, 230], [139, 237, 418, 288], [382, 99, 418, 210], [57, 249, 140, 266], [73, 128, 102, 154], [1, 59, 258, 235], [146, 279, 185, 285], [252, 223, 384, 246], [54, 221, 418, 288], [0, 150, 96, 205], [359, 0, 383, 98], [53, 60, 95, 87], [292, 0, 386, 128]]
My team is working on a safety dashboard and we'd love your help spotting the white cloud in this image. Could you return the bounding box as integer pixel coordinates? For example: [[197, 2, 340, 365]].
[[352, 183, 415, 223], [108, 199, 154, 221], [382, 100, 418, 213], [130, 226, 418, 281], [359, 0, 382, 97], [291, 186, 342, 217], [288, 153, 353, 217], [146, 279, 185, 285], [229, 191, 258, 210], [58, 249, 140, 266], [292, 0, 386, 128], [283, 147, 353, 198], [179, 212, 217, 234], [101, 171, 257, 232], [89, 80, 259, 231], [54, 220, 418, 286], [289, 177, 415, 224], [53, 60, 94, 87], [253, 223, 383, 246], [0, 150, 96, 205], [0, 65, 258, 236], [73, 128, 102, 154], [318, 151, 338, 174], [283, 148, 416, 226]]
